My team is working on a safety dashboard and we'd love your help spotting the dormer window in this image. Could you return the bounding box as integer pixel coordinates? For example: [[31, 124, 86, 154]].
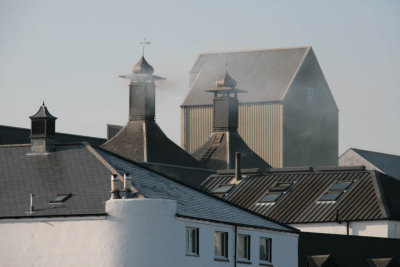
[[258, 182, 294, 204], [319, 181, 352, 202]]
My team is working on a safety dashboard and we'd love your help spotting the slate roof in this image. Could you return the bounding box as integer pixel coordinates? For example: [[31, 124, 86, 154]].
[[340, 148, 400, 180], [0, 125, 106, 146], [102, 121, 206, 170], [200, 168, 400, 224], [0, 142, 295, 233], [0, 143, 111, 218], [182, 46, 310, 106], [192, 131, 271, 171]]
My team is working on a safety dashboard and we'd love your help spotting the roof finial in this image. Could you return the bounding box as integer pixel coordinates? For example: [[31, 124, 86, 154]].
[[225, 62, 228, 72], [140, 38, 150, 57], [42, 101, 45, 106]]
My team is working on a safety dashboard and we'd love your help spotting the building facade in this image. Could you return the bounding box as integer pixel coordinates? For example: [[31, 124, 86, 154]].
[[181, 46, 338, 168]]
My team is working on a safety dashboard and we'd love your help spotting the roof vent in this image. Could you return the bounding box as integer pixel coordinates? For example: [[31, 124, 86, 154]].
[[29, 102, 57, 154]]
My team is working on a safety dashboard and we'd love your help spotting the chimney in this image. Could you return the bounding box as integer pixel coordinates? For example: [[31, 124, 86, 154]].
[[122, 173, 133, 199], [119, 56, 165, 121], [206, 71, 246, 132], [110, 174, 121, 199], [235, 152, 242, 180], [30, 193, 34, 213], [29, 102, 57, 153]]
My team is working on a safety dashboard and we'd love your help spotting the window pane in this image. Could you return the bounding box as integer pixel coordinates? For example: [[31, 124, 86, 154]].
[[260, 192, 281, 202], [320, 192, 341, 201], [238, 234, 250, 260], [330, 181, 352, 190], [270, 182, 292, 191], [213, 184, 234, 193], [186, 227, 199, 256], [260, 237, 271, 262], [215, 232, 222, 256]]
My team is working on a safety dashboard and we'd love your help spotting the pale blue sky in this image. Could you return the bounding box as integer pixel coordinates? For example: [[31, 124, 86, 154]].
[[1, 0, 399, 155]]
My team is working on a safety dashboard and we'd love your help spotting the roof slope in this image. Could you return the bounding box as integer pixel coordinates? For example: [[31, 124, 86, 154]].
[[192, 131, 271, 170], [95, 147, 295, 232], [182, 46, 309, 106], [0, 144, 111, 218], [0, 143, 294, 233], [101, 121, 211, 187], [0, 125, 106, 146], [200, 169, 400, 223], [341, 148, 400, 180]]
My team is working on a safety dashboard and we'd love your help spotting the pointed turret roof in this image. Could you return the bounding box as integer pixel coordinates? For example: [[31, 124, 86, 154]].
[[206, 71, 247, 95], [119, 56, 165, 81], [29, 102, 57, 120]]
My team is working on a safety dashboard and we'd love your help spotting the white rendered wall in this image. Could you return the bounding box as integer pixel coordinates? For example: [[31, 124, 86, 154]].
[[291, 220, 400, 239], [0, 199, 298, 267]]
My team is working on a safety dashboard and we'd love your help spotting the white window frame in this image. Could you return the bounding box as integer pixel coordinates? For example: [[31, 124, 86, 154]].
[[186, 227, 199, 256], [237, 234, 251, 262], [259, 237, 272, 264], [214, 231, 228, 260]]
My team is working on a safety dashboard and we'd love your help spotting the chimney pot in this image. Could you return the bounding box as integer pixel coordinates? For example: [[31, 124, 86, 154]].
[[122, 173, 133, 199], [110, 174, 121, 199]]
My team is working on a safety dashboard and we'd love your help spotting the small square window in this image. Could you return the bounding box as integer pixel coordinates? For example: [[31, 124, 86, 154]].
[[260, 237, 272, 262], [237, 234, 250, 261], [269, 183, 292, 191], [215, 231, 228, 259], [186, 227, 199, 256], [307, 87, 315, 99], [49, 193, 71, 203]]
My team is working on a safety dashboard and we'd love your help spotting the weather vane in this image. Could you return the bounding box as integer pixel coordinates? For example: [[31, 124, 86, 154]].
[[140, 38, 150, 56]]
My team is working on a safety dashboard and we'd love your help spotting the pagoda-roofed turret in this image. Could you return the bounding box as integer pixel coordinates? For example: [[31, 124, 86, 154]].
[[30, 102, 57, 120], [206, 71, 247, 97], [119, 56, 165, 82], [192, 71, 271, 171]]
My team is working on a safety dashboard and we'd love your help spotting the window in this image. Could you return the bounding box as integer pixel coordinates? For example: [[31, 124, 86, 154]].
[[319, 181, 353, 202], [260, 237, 272, 263], [258, 182, 294, 204], [186, 227, 199, 256], [307, 87, 315, 99], [237, 234, 250, 261], [49, 193, 71, 203], [212, 184, 234, 197], [215, 231, 228, 260]]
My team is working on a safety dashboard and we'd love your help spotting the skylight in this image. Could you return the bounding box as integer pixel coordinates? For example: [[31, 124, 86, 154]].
[[49, 193, 71, 203], [319, 181, 352, 202], [212, 184, 234, 197], [258, 182, 294, 204]]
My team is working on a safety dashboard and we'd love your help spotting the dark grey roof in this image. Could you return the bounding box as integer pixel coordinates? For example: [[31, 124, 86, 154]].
[[192, 131, 271, 170], [29, 103, 57, 119], [95, 147, 295, 232], [0, 143, 111, 218], [0, 142, 295, 233], [0, 125, 106, 146], [340, 148, 400, 180], [102, 121, 206, 170], [182, 46, 309, 106], [200, 168, 400, 223]]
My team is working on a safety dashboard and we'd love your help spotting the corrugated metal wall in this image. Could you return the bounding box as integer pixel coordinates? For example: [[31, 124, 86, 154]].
[[181, 103, 283, 167]]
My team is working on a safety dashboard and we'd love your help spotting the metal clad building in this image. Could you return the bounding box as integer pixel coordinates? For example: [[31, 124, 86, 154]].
[[181, 46, 338, 167]]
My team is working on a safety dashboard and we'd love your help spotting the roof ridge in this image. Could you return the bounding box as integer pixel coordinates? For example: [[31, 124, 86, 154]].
[[352, 148, 400, 158], [198, 46, 311, 56]]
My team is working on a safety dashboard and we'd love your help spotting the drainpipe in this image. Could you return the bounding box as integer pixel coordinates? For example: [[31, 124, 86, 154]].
[[30, 194, 34, 213], [234, 225, 237, 267]]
